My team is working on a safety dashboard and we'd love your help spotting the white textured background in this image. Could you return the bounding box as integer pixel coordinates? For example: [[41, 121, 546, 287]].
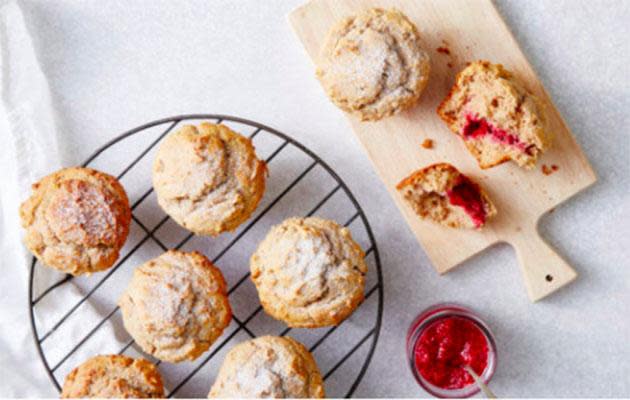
[[6, 0, 630, 397]]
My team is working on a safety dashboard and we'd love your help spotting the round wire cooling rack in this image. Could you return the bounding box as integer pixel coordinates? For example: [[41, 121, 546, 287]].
[[28, 114, 383, 398]]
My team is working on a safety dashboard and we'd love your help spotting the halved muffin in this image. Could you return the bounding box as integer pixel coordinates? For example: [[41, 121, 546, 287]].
[[396, 163, 496, 229], [437, 61, 551, 169]]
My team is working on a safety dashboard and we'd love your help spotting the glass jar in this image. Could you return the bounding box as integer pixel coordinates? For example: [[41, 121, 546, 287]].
[[406, 303, 497, 398]]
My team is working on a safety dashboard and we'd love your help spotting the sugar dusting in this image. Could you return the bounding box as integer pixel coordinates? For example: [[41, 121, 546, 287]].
[[46, 179, 117, 246]]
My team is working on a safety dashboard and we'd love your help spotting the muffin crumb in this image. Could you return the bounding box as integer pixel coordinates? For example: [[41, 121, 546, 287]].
[[436, 46, 450, 55], [421, 139, 434, 149], [542, 164, 559, 175]]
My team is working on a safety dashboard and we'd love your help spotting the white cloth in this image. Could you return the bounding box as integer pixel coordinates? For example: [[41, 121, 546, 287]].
[[1, 1, 61, 395], [1, 1, 122, 396]]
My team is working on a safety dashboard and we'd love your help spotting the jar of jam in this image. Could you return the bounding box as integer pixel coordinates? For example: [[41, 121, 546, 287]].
[[406, 303, 497, 398]]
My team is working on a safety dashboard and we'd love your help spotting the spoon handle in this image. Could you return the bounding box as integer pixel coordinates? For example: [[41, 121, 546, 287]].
[[464, 365, 497, 398]]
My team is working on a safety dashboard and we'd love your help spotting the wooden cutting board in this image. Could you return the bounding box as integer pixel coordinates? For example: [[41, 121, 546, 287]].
[[289, 0, 596, 301]]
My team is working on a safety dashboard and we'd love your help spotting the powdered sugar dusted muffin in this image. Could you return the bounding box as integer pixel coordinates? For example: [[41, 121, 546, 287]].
[[396, 163, 496, 229], [61, 354, 164, 398], [19, 167, 131, 276], [153, 123, 267, 236], [251, 217, 367, 328], [316, 8, 430, 121], [208, 336, 324, 398], [438, 61, 552, 169], [118, 250, 231, 363]]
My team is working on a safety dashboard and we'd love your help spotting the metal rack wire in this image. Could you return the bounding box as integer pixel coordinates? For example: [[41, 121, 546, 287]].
[[28, 114, 383, 398]]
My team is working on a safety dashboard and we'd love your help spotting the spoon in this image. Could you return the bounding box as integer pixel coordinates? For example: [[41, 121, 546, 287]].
[[464, 365, 497, 398]]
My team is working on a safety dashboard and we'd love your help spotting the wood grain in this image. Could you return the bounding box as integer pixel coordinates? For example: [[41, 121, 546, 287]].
[[289, 0, 596, 301]]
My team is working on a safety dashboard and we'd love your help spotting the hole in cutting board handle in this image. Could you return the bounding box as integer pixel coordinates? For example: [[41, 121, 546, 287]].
[[545, 274, 553, 282]]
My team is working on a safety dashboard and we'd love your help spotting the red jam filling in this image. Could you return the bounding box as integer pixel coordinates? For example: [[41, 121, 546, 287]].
[[446, 176, 486, 228], [414, 317, 489, 390], [462, 114, 528, 152]]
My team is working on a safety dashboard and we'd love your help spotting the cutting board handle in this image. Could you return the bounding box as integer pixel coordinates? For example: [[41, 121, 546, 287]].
[[511, 223, 578, 301]]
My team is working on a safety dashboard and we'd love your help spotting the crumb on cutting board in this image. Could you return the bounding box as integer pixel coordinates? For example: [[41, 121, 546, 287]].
[[421, 139, 434, 149], [436, 46, 450, 55], [542, 164, 560, 175]]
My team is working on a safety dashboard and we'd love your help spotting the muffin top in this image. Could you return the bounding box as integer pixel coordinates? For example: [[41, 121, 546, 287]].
[[19, 167, 131, 275], [61, 355, 164, 398], [251, 217, 367, 328], [118, 250, 232, 362], [208, 336, 325, 398], [316, 8, 430, 121], [153, 123, 266, 236]]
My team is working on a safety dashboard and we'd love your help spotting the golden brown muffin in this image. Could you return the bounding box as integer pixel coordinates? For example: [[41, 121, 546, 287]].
[[438, 61, 552, 169], [208, 336, 325, 398], [19, 167, 131, 276], [316, 8, 430, 121], [397, 163, 497, 229], [251, 217, 367, 328], [61, 354, 164, 398], [118, 250, 232, 363], [153, 123, 267, 236]]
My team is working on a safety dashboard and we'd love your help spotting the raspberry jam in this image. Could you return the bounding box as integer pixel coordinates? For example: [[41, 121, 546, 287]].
[[415, 317, 488, 389], [407, 304, 497, 398], [462, 114, 527, 151], [446, 176, 486, 228]]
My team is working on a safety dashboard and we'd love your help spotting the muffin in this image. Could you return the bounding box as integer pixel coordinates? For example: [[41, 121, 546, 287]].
[[118, 250, 231, 363], [437, 61, 552, 169], [396, 163, 496, 229], [153, 123, 267, 236], [19, 167, 131, 276], [316, 8, 430, 121], [251, 217, 367, 328], [208, 336, 324, 398], [61, 354, 164, 398]]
